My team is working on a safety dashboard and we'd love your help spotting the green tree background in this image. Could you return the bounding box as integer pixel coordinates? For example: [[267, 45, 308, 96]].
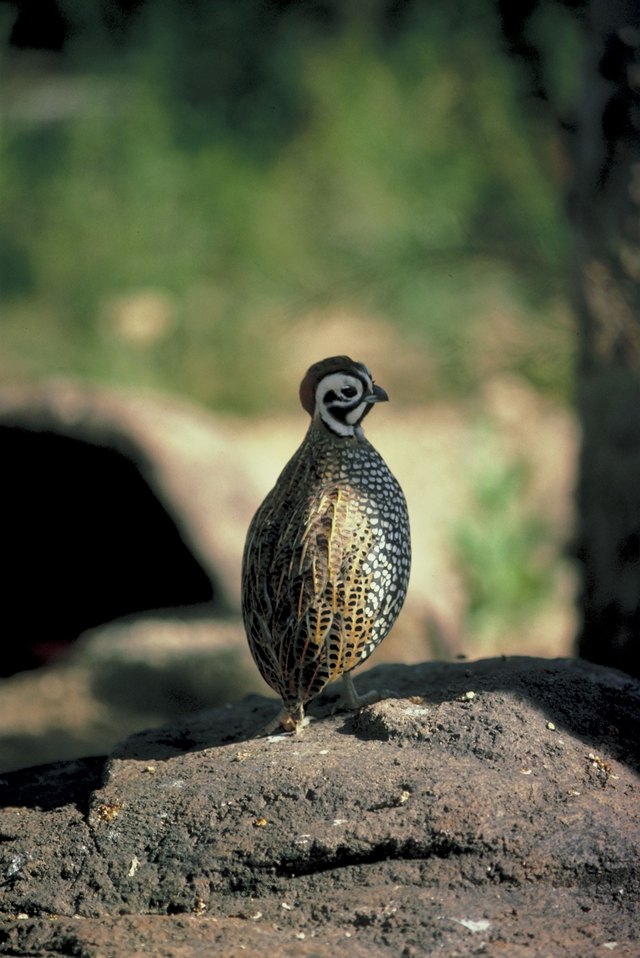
[[0, 0, 582, 409]]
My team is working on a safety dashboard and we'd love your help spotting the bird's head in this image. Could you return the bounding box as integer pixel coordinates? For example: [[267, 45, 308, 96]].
[[299, 355, 389, 438]]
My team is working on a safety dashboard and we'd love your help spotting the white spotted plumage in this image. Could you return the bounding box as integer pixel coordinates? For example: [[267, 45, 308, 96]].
[[242, 356, 411, 732]]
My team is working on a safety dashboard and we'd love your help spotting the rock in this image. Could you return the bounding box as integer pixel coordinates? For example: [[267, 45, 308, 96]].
[[75, 614, 268, 717], [1, 657, 638, 956], [0, 380, 261, 673], [0, 614, 270, 774]]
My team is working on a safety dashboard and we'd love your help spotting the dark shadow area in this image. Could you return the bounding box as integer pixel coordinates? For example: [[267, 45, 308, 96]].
[[90, 639, 252, 717], [0, 754, 106, 813], [0, 425, 215, 675]]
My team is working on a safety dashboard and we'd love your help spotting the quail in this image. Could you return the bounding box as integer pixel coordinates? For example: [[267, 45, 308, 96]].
[[242, 356, 411, 733]]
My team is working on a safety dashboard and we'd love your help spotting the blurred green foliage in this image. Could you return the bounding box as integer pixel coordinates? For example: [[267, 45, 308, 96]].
[[453, 420, 560, 641], [0, 0, 582, 409]]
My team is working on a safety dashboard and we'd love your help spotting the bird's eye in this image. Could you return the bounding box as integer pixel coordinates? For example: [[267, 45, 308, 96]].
[[341, 385, 358, 399]]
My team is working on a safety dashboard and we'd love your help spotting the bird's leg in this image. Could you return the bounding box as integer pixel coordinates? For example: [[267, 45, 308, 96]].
[[337, 671, 381, 711], [257, 703, 310, 737], [280, 704, 311, 734]]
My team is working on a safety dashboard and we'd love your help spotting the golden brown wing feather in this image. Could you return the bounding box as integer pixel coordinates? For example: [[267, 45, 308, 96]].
[[242, 451, 378, 712]]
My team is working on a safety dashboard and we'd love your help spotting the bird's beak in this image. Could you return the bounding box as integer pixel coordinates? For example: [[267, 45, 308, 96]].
[[365, 384, 389, 404]]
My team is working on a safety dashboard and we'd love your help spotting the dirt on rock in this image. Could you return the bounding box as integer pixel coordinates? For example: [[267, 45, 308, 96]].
[[1, 656, 639, 957]]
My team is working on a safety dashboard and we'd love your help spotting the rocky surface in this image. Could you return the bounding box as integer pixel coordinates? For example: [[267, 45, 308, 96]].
[[1, 657, 639, 957]]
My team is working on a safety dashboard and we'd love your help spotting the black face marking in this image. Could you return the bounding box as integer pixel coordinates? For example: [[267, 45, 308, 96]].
[[314, 369, 377, 437]]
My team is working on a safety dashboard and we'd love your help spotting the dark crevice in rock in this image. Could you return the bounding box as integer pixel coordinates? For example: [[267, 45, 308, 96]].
[[268, 836, 472, 879], [0, 755, 107, 814]]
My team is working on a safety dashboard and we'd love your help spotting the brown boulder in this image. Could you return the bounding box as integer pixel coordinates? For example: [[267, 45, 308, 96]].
[[1, 656, 638, 956], [0, 615, 269, 774], [0, 380, 260, 675]]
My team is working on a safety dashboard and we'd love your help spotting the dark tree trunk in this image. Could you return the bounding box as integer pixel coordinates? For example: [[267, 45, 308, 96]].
[[572, 0, 640, 676]]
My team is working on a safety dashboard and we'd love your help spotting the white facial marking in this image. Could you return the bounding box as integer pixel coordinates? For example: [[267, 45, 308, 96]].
[[345, 401, 368, 424], [315, 372, 365, 408], [319, 410, 353, 437], [314, 370, 373, 437]]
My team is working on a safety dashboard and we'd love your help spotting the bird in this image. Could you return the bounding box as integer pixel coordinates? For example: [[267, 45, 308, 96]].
[[242, 355, 411, 733]]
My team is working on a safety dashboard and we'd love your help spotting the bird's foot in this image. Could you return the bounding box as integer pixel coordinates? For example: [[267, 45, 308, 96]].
[[333, 671, 393, 714], [257, 706, 311, 737]]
